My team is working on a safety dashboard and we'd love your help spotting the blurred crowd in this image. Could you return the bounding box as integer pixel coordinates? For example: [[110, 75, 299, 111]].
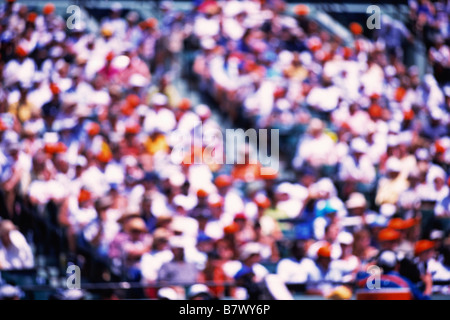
[[0, 0, 450, 300]]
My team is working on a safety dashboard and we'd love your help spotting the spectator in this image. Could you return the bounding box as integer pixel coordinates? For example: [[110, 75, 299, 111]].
[[0, 220, 34, 270], [276, 239, 317, 286], [157, 236, 199, 285]]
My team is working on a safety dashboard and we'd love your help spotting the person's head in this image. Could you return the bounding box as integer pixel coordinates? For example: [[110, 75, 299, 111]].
[[385, 157, 402, 179], [196, 189, 209, 206], [353, 229, 370, 255], [125, 217, 148, 241], [240, 242, 262, 266], [316, 244, 332, 269], [377, 228, 400, 251], [0, 284, 22, 300], [253, 194, 271, 215], [291, 239, 307, 261], [152, 228, 171, 251], [337, 232, 354, 257], [157, 287, 178, 300], [325, 223, 340, 243], [377, 250, 398, 273], [95, 196, 113, 220], [415, 240, 435, 262], [307, 118, 324, 138], [215, 239, 235, 260], [188, 284, 214, 300], [0, 220, 17, 248], [169, 236, 186, 261], [345, 192, 367, 216], [233, 213, 247, 231]]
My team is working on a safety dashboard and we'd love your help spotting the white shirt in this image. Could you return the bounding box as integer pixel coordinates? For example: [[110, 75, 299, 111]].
[[140, 249, 174, 283], [0, 230, 34, 270], [339, 154, 376, 183], [277, 257, 317, 283], [3, 58, 36, 87], [293, 134, 336, 168]]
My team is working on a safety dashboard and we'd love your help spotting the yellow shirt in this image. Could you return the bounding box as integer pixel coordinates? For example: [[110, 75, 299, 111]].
[[9, 100, 36, 123], [145, 134, 169, 155]]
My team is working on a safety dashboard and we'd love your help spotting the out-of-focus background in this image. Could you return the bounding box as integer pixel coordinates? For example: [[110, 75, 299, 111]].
[[0, 0, 450, 300]]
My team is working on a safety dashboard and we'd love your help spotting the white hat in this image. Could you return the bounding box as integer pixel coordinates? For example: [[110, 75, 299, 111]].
[[239, 242, 261, 260], [444, 85, 450, 97], [431, 108, 443, 120], [151, 93, 168, 106], [169, 171, 186, 187], [136, 104, 149, 117], [386, 157, 401, 172], [129, 74, 148, 88], [415, 148, 430, 161], [350, 138, 368, 153], [173, 194, 195, 211], [275, 182, 293, 195], [275, 99, 291, 111], [388, 121, 401, 134], [188, 284, 211, 299], [380, 203, 397, 217], [76, 155, 88, 167], [169, 236, 185, 248], [157, 287, 178, 300], [346, 192, 367, 209], [50, 46, 63, 58], [430, 229, 444, 240], [111, 55, 130, 70], [122, 155, 138, 167], [111, 2, 123, 11], [200, 37, 216, 50], [196, 104, 211, 119], [337, 231, 354, 245], [384, 66, 396, 77], [0, 284, 22, 300], [378, 250, 397, 269]]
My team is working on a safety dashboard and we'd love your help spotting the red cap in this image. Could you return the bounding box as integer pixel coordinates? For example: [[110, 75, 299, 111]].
[[403, 109, 414, 121], [49, 83, 60, 95], [435, 141, 446, 154], [0, 119, 8, 132], [43, 3, 55, 15], [369, 104, 383, 119], [349, 22, 363, 35], [307, 37, 322, 52], [294, 4, 309, 16], [87, 122, 100, 136], [178, 98, 191, 111], [44, 142, 67, 154], [15, 46, 28, 57], [208, 194, 224, 208], [254, 194, 271, 209], [126, 94, 141, 109], [378, 228, 401, 242], [27, 12, 38, 23], [342, 47, 353, 59], [78, 188, 92, 203], [234, 213, 247, 221], [414, 240, 435, 256], [106, 51, 115, 62], [146, 18, 158, 29], [214, 175, 232, 188], [317, 245, 332, 258], [197, 189, 209, 198], [394, 87, 406, 102], [388, 218, 409, 230], [224, 223, 239, 235], [261, 168, 278, 180], [125, 123, 141, 135]]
